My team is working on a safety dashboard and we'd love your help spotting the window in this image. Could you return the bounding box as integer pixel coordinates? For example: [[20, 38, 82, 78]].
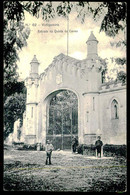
[[111, 99, 119, 119], [114, 104, 118, 118]]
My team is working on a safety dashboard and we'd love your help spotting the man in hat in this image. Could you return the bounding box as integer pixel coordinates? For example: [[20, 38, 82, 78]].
[[45, 140, 54, 165], [95, 136, 103, 157]]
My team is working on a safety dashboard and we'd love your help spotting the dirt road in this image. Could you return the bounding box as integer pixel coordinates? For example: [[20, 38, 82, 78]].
[[3, 148, 127, 192]]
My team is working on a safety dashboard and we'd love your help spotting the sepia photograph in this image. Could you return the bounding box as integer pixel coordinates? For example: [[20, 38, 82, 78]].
[[3, 1, 127, 192]]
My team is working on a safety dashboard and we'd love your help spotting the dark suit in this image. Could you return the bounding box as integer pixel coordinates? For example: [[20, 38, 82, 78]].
[[95, 140, 103, 157], [72, 137, 78, 153]]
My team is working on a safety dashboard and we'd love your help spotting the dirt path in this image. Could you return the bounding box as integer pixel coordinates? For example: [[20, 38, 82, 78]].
[[3, 149, 127, 192]]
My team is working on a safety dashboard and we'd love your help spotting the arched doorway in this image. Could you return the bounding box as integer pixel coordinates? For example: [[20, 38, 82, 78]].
[[46, 90, 78, 150]]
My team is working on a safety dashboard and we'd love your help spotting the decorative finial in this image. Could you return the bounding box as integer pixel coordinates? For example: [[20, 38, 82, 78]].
[[30, 55, 39, 64]]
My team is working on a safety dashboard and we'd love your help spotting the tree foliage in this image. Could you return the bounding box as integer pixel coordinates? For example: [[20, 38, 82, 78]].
[[4, 1, 30, 83], [3, 2, 29, 138], [93, 2, 126, 38], [4, 80, 26, 102], [4, 93, 26, 139], [3, 80, 26, 139], [117, 71, 126, 84]]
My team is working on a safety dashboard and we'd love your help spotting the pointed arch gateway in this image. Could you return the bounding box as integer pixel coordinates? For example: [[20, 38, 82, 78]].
[[45, 89, 78, 150]]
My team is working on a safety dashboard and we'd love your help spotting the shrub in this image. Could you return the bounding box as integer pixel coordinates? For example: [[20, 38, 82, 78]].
[[103, 144, 127, 157], [77, 144, 84, 155], [22, 144, 37, 150], [12, 141, 24, 145], [40, 144, 45, 151], [77, 144, 127, 157]]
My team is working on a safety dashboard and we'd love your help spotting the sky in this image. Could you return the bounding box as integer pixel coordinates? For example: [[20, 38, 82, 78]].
[[16, 2, 126, 80]]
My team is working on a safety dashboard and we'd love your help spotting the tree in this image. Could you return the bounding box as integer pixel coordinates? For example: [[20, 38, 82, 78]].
[[3, 79, 26, 139], [4, 80, 26, 102], [91, 2, 126, 39], [117, 71, 126, 84], [89, 2, 126, 81], [4, 1, 30, 102], [4, 93, 26, 139], [4, 11, 30, 81], [4, 1, 29, 138]]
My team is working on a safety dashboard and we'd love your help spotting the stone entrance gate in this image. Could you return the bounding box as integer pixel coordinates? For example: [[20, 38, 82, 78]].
[[23, 32, 126, 147]]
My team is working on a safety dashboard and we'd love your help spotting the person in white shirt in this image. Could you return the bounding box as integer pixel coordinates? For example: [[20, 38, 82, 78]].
[[45, 140, 54, 165]]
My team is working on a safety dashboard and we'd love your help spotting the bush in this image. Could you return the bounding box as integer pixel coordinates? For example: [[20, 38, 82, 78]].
[[15, 143, 46, 151], [22, 144, 37, 150], [103, 144, 127, 157], [12, 142, 24, 150], [77, 144, 84, 155], [40, 144, 45, 151], [77, 144, 96, 155], [12, 141, 24, 145], [84, 144, 96, 156], [77, 144, 127, 157]]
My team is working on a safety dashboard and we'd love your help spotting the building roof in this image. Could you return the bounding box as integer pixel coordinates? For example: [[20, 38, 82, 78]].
[[86, 31, 98, 43], [30, 55, 39, 64]]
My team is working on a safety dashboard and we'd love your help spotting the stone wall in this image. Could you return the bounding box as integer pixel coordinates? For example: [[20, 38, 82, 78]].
[[99, 83, 126, 145]]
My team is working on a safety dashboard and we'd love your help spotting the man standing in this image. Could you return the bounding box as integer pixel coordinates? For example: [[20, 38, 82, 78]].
[[71, 136, 78, 153], [95, 136, 103, 157], [45, 140, 54, 165]]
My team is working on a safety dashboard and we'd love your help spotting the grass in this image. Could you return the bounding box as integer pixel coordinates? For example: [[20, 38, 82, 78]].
[[3, 147, 127, 192]]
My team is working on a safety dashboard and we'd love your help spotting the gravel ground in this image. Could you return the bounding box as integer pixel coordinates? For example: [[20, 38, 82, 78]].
[[3, 148, 127, 192]]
